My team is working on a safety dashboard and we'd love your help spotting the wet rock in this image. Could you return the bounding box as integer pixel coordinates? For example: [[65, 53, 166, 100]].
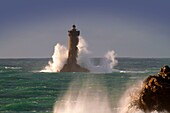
[[61, 63, 89, 72], [134, 65, 170, 112]]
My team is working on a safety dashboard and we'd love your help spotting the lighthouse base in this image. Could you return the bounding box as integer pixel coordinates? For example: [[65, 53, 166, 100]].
[[60, 63, 89, 72]]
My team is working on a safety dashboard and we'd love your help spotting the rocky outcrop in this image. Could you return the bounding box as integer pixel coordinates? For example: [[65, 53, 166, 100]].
[[134, 65, 170, 112], [61, 63, 89, 72]]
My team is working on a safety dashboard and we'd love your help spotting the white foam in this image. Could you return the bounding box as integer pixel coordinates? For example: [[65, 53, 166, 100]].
[[5, 66, 22, 70], [119, 70, 148, 74], [40, 44, 68, 72]]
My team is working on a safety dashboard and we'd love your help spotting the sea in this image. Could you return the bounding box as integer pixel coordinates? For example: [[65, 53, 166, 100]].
[[0, 58, 170, 113]]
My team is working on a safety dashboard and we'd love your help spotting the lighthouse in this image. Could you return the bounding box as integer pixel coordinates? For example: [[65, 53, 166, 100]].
[[60, 25, 89, 72]]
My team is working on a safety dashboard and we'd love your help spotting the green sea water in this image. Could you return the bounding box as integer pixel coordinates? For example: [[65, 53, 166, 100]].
[[0, 58, 170, 113]]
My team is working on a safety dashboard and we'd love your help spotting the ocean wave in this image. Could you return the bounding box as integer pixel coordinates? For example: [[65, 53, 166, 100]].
[[111, 69, 149, 74], [119, 70, 148, 74], [4, 66, 22, 70]]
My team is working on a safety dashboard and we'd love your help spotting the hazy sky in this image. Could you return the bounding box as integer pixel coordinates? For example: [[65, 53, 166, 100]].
[[0, 0, 170, 58]]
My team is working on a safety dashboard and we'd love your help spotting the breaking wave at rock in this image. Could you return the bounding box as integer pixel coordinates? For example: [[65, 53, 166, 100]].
[[41, 36, 117, 73], [118, 80, 168, 113]]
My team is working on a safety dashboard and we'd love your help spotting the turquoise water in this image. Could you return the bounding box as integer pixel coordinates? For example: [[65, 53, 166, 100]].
[[0, 58, 170, 113]]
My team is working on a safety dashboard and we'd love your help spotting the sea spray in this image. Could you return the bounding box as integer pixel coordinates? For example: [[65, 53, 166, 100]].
[[104, 50, 118, 73], [77, 36, 89, 54], [41, 36, 118, 73], [77, 36, 91, 69], [118, 81, 143, 113], [41, 44, 68, 72], [77, 36, 118, 73], [53, 79, 113, 113], [84, 51, 118, 73], [53, 78, 167, 113]]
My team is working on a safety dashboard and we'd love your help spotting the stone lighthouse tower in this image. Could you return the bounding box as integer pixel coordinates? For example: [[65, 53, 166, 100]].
[[67, 25, 79, 65], [60, 25, 89, 72]]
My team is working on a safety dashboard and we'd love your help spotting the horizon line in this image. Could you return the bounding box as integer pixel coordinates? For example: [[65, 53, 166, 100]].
[[0, 57, 170, 59]]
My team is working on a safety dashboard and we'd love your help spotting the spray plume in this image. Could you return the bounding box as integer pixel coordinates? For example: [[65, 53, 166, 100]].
[[40, 44, 68, 72], [53, 79, 112, 113]]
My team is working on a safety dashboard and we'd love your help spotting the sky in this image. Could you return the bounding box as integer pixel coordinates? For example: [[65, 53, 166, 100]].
[[0, 0, 170, 58]]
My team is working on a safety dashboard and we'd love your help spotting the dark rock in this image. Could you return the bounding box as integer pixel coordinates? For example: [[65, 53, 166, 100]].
[[134, 65, 170, 112], [61, 63, 89, 72]]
